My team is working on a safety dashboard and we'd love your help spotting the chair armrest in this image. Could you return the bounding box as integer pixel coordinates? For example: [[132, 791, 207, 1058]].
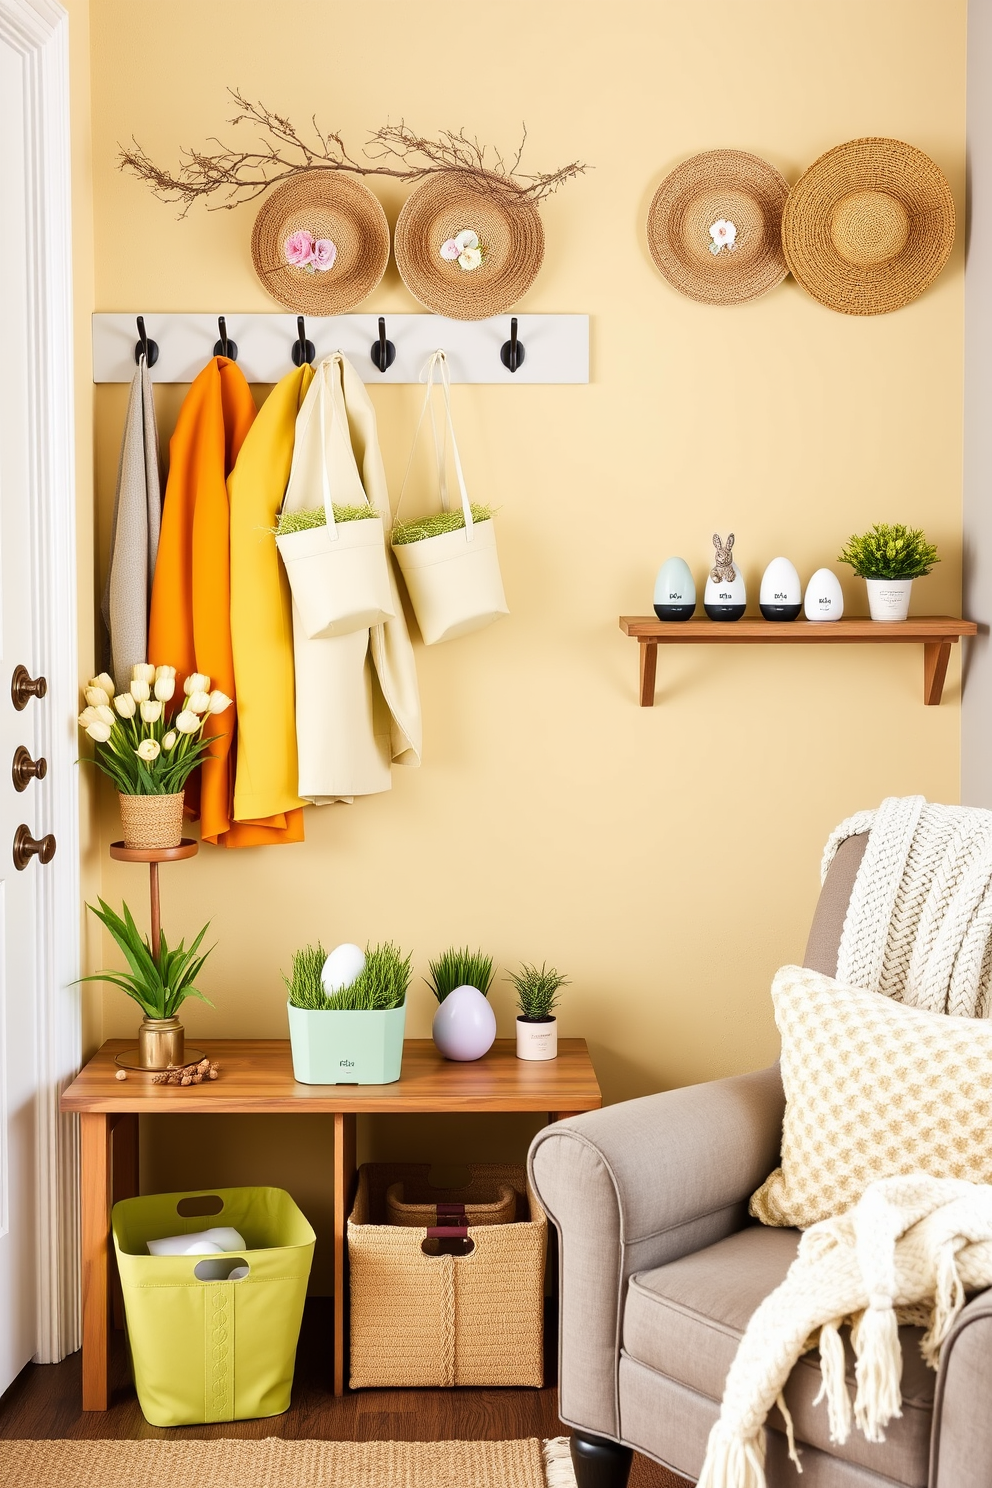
[[527, 1063, 785, 1439], [931, 1286, 992, 1487]]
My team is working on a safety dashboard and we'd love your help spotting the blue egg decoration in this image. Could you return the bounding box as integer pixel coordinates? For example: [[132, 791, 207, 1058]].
[[653, 557, 696, 621]]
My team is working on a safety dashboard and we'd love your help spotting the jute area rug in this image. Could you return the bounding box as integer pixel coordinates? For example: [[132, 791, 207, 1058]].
[[0, 1435, 577, 1488]]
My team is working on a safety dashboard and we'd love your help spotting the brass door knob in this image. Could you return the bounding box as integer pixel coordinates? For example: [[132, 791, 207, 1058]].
[[11, 665, 47, 711], [13, 825, 56, 871], [12, 746, 47, 792]]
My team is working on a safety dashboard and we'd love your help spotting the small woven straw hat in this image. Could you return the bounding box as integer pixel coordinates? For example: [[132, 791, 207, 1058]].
[[251, 170, 390, 314], [393, 170, 545, 320], [646, 149, 790, 305], [781, 138, 955, 316]]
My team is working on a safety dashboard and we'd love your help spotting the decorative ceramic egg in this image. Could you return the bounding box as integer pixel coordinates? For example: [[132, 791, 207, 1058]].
[[703, 571, 747, 622], [432, 983, 497, 1062], [759, 558, 802, 622], [321, 942, 366, 995], [803, 568, 844, 622], [653, 557, 696, 622]]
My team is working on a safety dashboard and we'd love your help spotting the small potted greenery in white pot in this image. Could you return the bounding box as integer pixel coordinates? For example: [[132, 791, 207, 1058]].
[[78, 899, 214, 1069], [508, 963, 569, 1061], [284, 940, 412, 1085], [837, 524, 940, 622]]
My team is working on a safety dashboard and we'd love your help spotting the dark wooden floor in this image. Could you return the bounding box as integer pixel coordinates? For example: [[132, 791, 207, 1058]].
[[0, 1300, 688, 1487]]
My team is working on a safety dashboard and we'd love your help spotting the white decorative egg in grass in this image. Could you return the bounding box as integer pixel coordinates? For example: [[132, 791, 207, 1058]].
[[432, 984, 497, 1062], [759, 558, 802, 622], [321, 942, 366, 995], [803, 568, 844, 622], [653, 557, 696, 621], [703, 570, 746, 622]]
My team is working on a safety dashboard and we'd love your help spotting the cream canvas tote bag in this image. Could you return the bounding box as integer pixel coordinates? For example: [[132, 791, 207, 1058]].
[[278, 354, 394, 639], [391, 351, 508, 646]]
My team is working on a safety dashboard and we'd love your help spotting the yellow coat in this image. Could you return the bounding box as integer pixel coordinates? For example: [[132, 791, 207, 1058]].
[[229, 364, 314, 831]]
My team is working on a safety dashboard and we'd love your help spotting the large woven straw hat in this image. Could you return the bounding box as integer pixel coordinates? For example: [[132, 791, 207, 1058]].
[[394, 170, 544, 320], [646, 150, 790, 305], [782, 138, 955, 316], [251, 170, 390, 314]]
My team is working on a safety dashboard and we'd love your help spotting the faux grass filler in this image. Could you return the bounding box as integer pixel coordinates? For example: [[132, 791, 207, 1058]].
[[275, 504, 378, 536], [391, 505, 493, 546], [283, 941, 411, 1011]]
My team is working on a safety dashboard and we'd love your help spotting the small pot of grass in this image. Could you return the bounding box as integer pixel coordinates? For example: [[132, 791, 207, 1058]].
[[508, 963, 569, 1061], [284, 940, 412, 1085]]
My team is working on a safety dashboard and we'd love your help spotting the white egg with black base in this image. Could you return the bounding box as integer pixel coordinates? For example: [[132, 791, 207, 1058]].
[[704, 571, 747, 622], [803, 568, 844, 622], [653, 557, 696, 621], [759, 557, 802, 622]]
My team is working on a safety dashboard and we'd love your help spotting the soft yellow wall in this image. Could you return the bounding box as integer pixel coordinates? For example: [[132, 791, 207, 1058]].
[[85, 1, 966, 1287]]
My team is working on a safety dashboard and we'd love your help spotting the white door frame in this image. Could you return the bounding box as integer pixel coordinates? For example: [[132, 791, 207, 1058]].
[[1, 0, 80, 1363]]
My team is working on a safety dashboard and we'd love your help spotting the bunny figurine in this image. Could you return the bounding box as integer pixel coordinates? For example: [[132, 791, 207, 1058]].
[[704, 533, 747, 621], [710, 533, 737, 583]]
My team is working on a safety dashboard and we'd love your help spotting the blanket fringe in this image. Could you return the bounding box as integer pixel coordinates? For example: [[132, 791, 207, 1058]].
[[697, 1423, 768, 1488], [923, 1244, 966, 1364], [812, 1320, 852, 1444], [542, 1437, 576, 1488], [853, 1300, 902, 1441]]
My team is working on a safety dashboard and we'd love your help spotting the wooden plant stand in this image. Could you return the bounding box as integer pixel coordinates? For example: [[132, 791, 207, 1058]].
[[108, 838, 198, 949], [619, 615, 977, 707]]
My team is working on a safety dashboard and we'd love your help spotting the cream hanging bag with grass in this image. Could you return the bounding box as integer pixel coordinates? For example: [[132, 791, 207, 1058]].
[[391, 350, 508, 645], [277, 354, 394, 638]]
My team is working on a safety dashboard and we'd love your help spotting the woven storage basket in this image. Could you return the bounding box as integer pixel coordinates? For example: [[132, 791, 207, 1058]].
[[349, 1162, 546, 1388], [118, 792, 184, 850], [385, 1180, 517, 1229]]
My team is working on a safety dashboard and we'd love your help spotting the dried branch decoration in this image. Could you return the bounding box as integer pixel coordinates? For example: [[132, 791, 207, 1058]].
[[119, 90, 588, 217]]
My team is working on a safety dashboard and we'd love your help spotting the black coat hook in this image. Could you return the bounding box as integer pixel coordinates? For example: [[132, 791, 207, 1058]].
[[213, 315, 238, 361], [499, 317, 525, 374], [292, 315, 315, 367], [133, 315, 159, 369], [370, 316, 396, 374]]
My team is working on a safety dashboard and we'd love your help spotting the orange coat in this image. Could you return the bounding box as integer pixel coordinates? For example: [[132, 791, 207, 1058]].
[[149, 357, 302, 847]]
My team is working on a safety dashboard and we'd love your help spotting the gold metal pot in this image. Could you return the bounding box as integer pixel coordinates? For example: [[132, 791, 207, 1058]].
[[138, 1016, 185, 1071]]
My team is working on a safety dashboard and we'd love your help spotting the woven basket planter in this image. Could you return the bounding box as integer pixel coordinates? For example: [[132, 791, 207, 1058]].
[[349, 1162, 546, 1389], [118, 792, 184, 850]]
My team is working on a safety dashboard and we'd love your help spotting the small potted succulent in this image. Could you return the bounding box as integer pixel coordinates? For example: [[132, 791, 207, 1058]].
[[508, 963, 569, 1061], [427, 946, 496, 1062], [837, 524, 939, 622], [284, 940, 411, 1085], [78, 898, 214, 1070], [78, 664, 231, 848]]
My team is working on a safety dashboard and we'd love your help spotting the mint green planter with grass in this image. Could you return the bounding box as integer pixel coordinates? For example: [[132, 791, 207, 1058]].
[[283, 940, 411, 1086], [287, 1002, 406, 1084]]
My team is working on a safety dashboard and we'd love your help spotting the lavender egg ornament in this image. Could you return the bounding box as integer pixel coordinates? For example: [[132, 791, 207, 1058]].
[[432, 984, 497, 1062]]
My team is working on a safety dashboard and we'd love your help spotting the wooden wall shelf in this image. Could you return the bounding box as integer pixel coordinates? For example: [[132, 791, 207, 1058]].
[[619, 616, 977, 707]]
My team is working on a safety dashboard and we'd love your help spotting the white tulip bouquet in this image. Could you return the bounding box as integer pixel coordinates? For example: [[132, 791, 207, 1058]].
[[78, 664, 232, 796]]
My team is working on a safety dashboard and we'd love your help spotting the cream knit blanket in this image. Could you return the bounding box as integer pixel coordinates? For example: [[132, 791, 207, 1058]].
[[823, 795, 992, 1017], [698, 1175, 992, 1488]]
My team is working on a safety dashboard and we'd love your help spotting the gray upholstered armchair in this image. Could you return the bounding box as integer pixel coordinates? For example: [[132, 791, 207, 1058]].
[[529, 832, 992, 1488]]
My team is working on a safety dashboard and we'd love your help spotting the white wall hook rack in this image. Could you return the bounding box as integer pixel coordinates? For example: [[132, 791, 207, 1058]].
[[92, 312, 589, 385]]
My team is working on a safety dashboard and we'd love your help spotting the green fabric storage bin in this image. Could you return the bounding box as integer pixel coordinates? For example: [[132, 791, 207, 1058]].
[[112, 1186, 315, 1427]]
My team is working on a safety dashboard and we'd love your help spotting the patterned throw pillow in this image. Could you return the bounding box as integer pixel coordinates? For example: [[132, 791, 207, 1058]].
[[750, 964, 992, 1229]]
